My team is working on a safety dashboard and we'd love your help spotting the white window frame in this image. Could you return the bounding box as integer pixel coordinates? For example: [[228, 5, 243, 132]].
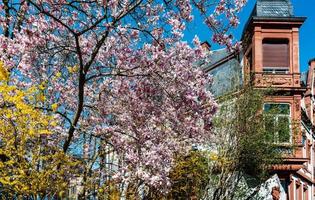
[[263, 103, 292, 144], [263, 67, 289, 74]]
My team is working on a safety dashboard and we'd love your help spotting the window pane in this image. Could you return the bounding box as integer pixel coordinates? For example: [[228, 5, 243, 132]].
[[264, 117, 276, 142], [278, 104, 290, 114], [264, 104, 272, 112], [277, 116, 290, 143], [264, 104, 290, 115], [263, 68, 289, 74]]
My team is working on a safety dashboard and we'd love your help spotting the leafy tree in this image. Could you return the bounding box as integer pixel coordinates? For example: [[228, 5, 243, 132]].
[[0, 0, 247, 197], [127, 150, 210, 200], [204, 84, 284, 200], [144, 84, 287, 200], [167, 151, 211, 200]]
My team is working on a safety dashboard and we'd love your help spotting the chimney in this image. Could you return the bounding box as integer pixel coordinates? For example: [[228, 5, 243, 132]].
[[201, 41, 211, 52]]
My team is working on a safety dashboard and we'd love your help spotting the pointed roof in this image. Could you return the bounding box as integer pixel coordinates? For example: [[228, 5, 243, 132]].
[[254, 0, 293, 17]]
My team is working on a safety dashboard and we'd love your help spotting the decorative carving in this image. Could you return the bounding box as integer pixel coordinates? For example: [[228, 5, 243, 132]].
[[255, 74, 294, 87]]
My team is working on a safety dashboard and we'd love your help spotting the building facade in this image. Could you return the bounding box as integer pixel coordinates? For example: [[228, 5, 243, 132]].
[[205, 0, 315, 199]]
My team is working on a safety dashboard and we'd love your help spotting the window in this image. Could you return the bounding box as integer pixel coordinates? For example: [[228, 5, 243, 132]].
[[302, 134, 307, 145], [71, 187, 76, 195], [263, 68, 289, 74], [264, 103, 291, 143], [280, 179, 289, 197], [263, 39, 289, 74]]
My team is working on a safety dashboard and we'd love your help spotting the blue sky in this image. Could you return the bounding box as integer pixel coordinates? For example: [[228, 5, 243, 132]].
[[184, 0, 315, 72]]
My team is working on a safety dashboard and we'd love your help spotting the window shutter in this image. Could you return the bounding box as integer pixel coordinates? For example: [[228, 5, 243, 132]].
[[263, 42, 289, 68]]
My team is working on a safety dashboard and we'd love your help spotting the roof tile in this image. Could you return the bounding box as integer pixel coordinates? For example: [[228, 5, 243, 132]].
[[256, 0, 293, 17]]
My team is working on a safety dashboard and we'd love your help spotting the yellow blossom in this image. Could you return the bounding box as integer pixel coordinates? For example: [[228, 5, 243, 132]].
[[38, 83, 46, 90], [51, 103, 58, 111], [37, 93, 46, 102], [0, 82, 76, 196], [56, 72, 62, 78], [209, 152, 218, 161], [67, 65, 79, 73], [0, 61, 9, 81], [50, 121, 58, 126]]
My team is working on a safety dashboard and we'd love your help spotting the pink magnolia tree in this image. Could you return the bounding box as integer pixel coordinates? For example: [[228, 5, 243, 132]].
[[0, 0, 246, 196]]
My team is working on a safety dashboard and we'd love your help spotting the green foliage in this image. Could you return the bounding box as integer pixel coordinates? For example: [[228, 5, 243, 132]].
[[145, 85, 288, 200], [97, 180, 121, 200], [144, 151, 210, 200], [207, 84, 287, 200], [236, 88, 281, 178], [167, 151, 210, 200]]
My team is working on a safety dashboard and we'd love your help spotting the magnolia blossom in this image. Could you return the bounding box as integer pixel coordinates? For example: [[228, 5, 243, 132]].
[[0, 0, 246, 193]]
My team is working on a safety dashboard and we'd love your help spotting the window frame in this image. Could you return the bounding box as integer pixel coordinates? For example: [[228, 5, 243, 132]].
[[262, 67, 289, 74], [263, 103, 292, 144]]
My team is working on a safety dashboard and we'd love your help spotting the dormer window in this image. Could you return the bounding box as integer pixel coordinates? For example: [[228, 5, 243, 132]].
[[263, 39, 289, 74]]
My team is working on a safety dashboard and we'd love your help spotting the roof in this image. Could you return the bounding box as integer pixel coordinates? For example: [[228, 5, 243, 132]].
[[205, 49, 231, 67], [202, 49, 239, 72], [208, 58, 242, 97], [202, 49, 242, 97], [241, 0, 305, 40], [255, 0, 293, 17]]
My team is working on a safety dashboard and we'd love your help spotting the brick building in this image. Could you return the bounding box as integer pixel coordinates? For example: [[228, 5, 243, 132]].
[[205, 0, 315, 199]]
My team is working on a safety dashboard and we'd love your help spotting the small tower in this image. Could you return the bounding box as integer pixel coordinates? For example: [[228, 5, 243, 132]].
[[243, 0, 305, 81], [242, 0, 312, 199]]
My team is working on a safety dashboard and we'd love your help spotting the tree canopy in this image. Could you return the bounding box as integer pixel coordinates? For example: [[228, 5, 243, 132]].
[[0, 0, 247, 198]]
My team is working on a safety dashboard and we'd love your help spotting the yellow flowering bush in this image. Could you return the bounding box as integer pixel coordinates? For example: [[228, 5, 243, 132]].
[[0, 61, 9, 81], [0, 64, 79, 198]]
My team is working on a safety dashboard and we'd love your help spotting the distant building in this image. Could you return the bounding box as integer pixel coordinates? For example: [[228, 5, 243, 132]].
[[205, 0, 315, 199], [68, 176, 84, 199]]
